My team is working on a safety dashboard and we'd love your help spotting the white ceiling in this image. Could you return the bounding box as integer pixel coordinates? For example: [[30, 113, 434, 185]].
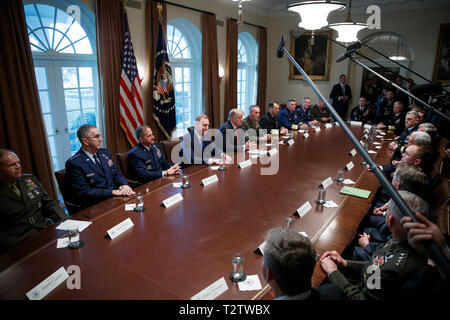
[[225, 0, 450, 18]]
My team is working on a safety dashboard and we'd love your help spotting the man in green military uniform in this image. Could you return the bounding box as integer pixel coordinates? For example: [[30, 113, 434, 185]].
[[319, 190, 430, 300], [0, 149, 67, 250], [241, 105, 270, 141], [310, 98, 332, 123]]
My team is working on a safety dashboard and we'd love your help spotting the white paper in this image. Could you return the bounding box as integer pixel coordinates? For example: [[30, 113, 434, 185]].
[[376, 146, 382, 149], [190, 277, 228, 300], [324, 200, 339, 208], [297, 201, 312, 218], [173, 182, 182, 188], [373, 142, 381, 145], [349, 149, 357, 156], [314, 127, 321, 133], [376, 135, 383, 138], [325, 123, 333, 128], [346, 161, 354, 171], [270, 129, 279, 135], [238, 275, 262, 291], [364, 124, 372, 129], [238, 159, 252, 168], [202, 175, 218, 187], [248, 149, 260, 155], [56, 220, 92, 233], [210, 166, 220, 171], [162, 193, 183, 208], [287, 139, 294, 145], [343, 179, 355, 185], [282, 135, 290, 139], [56, 237, 70, 249], [321, 177, 333, 189], [303, 133, 309, 139], [250, 155, 259, 159], [26, 267, 69, 300], [299, 231, 309, 238], [107, 218, 134, 240], [368, 150, 377, 154], [268, 148, 278, 156], [298, 129, 305, 133]]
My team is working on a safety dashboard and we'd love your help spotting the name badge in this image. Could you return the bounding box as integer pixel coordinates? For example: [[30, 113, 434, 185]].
[[86, 173, 95, 177], [345, 161, 355, 171], [314, 127, 321, 133], [161, 193, 183, 208], [303, 133, 309, 139], [349, 149, 357, 156], [295, 201, 312, 218], [320, 177, 333, 189], [191, 277, 229, 300], [238, 159, 252, 169], [201, 175, 219, 187], [26, 267, 69, 300], [107, 218, 134, 240]]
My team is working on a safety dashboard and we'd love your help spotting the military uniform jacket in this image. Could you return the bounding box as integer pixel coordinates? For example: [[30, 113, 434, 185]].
[[328, 240, 427, 300], [64, 148, 128, 207], [259, 112, 282, 131], [310, 105, 330, 122], [349, 106, 369, 122], [296, 106, 314, 125], [128, 142, 172, 183], [278, 108, 300, 129], [0, 174, 66, 250]]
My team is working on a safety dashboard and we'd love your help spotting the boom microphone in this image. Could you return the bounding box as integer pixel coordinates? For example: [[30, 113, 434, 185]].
[[277, 36, 285, 58], [336, 41, 362, 63]]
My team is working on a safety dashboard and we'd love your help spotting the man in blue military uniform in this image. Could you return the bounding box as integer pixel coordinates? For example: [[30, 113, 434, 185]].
[[296, 97, 319, 127], [64, 124, 134, 210], [0, 150, 67, 250], [278, 98, 305, 130], [128, 125, 180, 183]]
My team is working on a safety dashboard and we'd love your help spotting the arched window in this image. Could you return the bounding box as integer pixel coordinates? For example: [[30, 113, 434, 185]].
[[237, 32, 258, 115], [24, 0, 99, 171], [167, 19, 201, 135]]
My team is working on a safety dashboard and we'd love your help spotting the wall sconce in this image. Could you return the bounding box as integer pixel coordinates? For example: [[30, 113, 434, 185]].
[[219, 65, 225, 82], [137, 64, 145, 81]]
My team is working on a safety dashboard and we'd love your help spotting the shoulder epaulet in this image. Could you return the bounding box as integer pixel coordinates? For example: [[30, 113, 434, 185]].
[[69, 153, 81, 161]]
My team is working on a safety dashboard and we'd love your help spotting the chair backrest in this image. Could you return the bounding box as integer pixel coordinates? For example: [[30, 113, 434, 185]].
[[160, 138, 182, 164], [54, 169, 83, 215], [432, 178, 450, 234], [116, 151, 131, 179]]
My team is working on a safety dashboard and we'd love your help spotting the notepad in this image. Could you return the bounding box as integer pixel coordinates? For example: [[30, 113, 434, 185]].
[[340, 186, 371, 199]]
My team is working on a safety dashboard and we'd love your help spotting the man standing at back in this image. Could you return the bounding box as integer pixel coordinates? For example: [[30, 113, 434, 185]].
[[64, 124, 134, 210], [330, 74, 352, 119]]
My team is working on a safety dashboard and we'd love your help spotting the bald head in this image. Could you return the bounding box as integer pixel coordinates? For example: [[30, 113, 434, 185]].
[[0, 149, 22, 183]]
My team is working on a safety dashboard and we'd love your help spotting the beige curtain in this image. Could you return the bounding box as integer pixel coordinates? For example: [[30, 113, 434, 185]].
[[224, 18, 238, 121], [257, 27, 267, 111], [96, 0, 127, 156], [0, 0, 57, 199], [145, 1, 167, 143], [201, 13, 221, 128]]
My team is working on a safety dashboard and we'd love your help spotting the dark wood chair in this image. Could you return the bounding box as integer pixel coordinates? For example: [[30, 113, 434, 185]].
[[160, 138, 182, 164], [115, 151, 140, 187], [432, 178, 450, 235], [54, 169, 84, 215]]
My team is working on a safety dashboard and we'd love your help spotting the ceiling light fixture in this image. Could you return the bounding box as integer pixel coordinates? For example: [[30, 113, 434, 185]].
[[328, 0, 367, 43], [288, 1, 346, 31]]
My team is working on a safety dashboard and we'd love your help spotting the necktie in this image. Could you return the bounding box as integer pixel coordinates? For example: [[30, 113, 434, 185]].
[[10, 182, 21, 197], [235, 128, 240, 146], [93, 154, 101, 167]]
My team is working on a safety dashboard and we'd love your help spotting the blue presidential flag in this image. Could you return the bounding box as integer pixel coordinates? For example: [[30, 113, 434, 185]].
[[153, 22, 176, 139]]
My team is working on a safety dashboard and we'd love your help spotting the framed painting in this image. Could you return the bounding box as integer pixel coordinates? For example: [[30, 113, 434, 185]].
[[433, 23, 450, 83], [289, 30, 332, 81]]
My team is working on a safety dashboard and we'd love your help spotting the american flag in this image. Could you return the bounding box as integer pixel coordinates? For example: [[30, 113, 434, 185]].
[[119, 13, 143, 147]]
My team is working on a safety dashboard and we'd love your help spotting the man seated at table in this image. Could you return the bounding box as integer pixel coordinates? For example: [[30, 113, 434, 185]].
[[319, 190, 430, 300], [296, 97, 319, 127], [241, 105, 271, 141], [386, 101, 407, 136], [64, 124, 135, 210], [0, 149, 67, 250], [310, 98, 332, 123], [349, 96, 370, 123], [259, 102, 288, 135], [219, 109, 256, 153], [376, 88, 396, 127], [180, 114, 231, 166], [278, 98, 305, 130], [128, 125, 180, 183], [388, 111, 420, 151], [261, 227, 322, 300]]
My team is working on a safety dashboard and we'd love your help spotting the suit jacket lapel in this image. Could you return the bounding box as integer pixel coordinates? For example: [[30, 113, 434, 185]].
[[80, 150, 105, 177]]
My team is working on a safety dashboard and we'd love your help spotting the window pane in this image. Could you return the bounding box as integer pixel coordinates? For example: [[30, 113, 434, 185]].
[[44, 114, 54, 135], [79, 67, 93, 87], [74, 37, 93, 54], [175, 68, 182, 82], [55, 7, 74, 35], [39, 91, 51, 114], [48, 135, 57, 159], [83, 109, 96, 125], [65, 89, 80, 110], [62, 67, 78, 88], [56, 36, 72, 53], [65, 21, 86, 43], [34, 67, 47, 90], [80, 88, 95, 108], [183, 68, 190, 82], [59, 44, 75, 54], [24, 5, 40, 30], [69, 133, 81, 155], [67, 110, 82, 131]]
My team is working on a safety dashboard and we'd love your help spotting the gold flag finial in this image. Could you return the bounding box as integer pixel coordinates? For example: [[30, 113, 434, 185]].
[[157, 2, 163, 19]]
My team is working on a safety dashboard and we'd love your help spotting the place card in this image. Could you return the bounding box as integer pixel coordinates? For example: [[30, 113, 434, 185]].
[[287, 139, 294, 145], [254, 240, 267, 255], [299, 231, 309, 238], [320, 177, 333, 189], [345, 161, 354, 171], [161, 193, 183, 208], [376, 146, 382, 149], [270, 129, 279, 136], [350, 121, 362, 126], [26, 267, 69, 300], [363, 134, 368, 140], [373, 142, 381, 145], [298, 129, 305, 133], [295, 201, 312, 218], [303, 132, 309, 139], [56, 220, 92, 233], [325, 123, 333, 128], [190, 277, 228, 300], [210, 166, 220, 171], [106, 218, 134, 240], [368, 150, 377, 154], [267, 148, 278, 156], [125, 203, 137, 211], [291, 124, 298, 130], [314, 127, 321, 133], [364, 124, 372, 129], [248, 149, 260, 155], [376, 135, 383, 138], [238, 275, 262, 291], [201, 174, 218, 187], [282, 135, 290, 139], [343, 179, 356, 185], [56, 237, 70, 249], [238, 159, 252, 169], [349, 149, 357, 156]]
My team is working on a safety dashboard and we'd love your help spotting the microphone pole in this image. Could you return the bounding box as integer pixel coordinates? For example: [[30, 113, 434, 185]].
[[277, 36, 450, 278]]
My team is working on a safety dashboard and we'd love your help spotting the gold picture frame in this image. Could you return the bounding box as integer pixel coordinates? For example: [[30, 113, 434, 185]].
[[433, 23, 450, 83], [289, 30, 332, 81]]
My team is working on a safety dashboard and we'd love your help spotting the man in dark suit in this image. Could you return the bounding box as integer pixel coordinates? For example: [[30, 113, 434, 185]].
[[330, 74, 352, 119], [387, 101, 407, 136], [349, 96, 370, 122], [376, 89, 396, 128], [296, 97, 319, 127], [219, 109, 256, 153], [128, 125, 180, 183], [180, 115, 230, 165], [0, 149, 66, 250], [259, 102, 289, 135], [64, 124, 134, 209]]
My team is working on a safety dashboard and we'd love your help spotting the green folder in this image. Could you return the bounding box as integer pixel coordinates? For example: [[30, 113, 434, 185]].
[[340, 186, 371, 199]]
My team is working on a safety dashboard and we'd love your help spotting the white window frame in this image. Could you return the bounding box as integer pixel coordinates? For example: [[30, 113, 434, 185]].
[[237, 32, 258, 116]]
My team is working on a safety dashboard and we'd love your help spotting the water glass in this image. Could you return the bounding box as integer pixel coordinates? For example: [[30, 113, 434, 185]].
[[229, 253, 246, 282], [315, 189, 327, 205]]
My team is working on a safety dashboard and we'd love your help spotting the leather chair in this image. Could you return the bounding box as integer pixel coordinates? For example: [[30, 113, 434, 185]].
[[54, 169, 84, 215], [160, 138, 182, 164], [432, 178, 450, 235], [115, 151, 140, 187]]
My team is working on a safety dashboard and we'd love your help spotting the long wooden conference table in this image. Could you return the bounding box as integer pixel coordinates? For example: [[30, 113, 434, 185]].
[[0, 123, 394, 300]]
